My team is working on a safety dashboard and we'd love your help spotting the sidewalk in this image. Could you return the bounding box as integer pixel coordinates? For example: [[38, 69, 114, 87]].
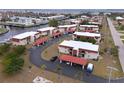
[[107, 18, 124, 72]]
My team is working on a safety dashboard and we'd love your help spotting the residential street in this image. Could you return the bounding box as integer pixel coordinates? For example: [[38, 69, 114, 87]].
[[107, 18, 124, 72]]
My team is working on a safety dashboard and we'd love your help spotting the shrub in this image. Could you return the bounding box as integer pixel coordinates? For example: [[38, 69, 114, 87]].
[[14, 45, 26, 56], [118, 25, 124, 30], [4, 58, 24, 74], [0, 44, 11, 55], [5, 52, 17, 60], [111, 47, 118, 57]]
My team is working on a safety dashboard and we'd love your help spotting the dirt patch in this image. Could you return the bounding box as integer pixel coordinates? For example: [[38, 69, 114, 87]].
[[41, 35, 73, 61]]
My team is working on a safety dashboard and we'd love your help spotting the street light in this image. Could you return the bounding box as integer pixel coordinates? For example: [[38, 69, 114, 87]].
[[107, 66, 119, 83]]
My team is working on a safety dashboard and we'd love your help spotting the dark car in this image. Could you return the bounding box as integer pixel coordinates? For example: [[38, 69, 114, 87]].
[[50, 56, 58, 62]]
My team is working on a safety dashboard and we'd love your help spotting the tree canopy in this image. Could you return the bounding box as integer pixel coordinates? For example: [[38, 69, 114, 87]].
[[48, 19, 58, 27], [4, 58, 24, 74], [1, 45, 26, 75], [0, 44, 11, 55]]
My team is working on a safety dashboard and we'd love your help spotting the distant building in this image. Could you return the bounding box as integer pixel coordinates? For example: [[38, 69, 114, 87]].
[[11, 31, 40, 45], [10, 16, 48, 26], [48, 15, 65, 20], [73, 32, 101, 43], [80, 25, 99, 33], [116, 16, 124, 21], [90, 16, 103, 23], [104, 13, 111, 15], [40, 17, 49, 24], [10, 16, 34, 26], [88, 21, 101, 26], [0, 13, 2, 21], [58, 24, 77, 34], [69, 19, 82, 24], [58, 40, 99, 60], [81, 15, 90, 20], [37, 27, 57, 36]]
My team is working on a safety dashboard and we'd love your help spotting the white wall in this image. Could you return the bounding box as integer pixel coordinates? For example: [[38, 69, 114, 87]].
[[58, 46, 70, 54], [30, 36, 35, 43], [12, 39, 27, 45], [12, 35, 38, 45], [84, 52, 99, 60], [80, 27, 85, 31], [50, 30, 54, 35], [93, 27, 99, 31], [59, 28, 65, 34], [80, 27, 99, 31], [58, 46, 99, 60], [40, 32, 48, 36], [35, 34, 40, 39]]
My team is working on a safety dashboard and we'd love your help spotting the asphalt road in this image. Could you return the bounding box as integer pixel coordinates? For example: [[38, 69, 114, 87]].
[[107, 18, 124, 72], [29, 33, 124, 83]]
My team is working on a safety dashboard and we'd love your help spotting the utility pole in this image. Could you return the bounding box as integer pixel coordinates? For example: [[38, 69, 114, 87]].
[[107, 66, 119, 83]]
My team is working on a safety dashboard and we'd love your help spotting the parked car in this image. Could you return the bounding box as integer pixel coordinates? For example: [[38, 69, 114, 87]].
[[84, 63, 94, 73], [50, 56, 58, 62]]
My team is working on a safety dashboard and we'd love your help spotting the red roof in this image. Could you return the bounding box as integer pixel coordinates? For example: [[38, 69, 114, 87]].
[[59, 54, 88, 66], [52, 32, 61, 37], [33, 37, 48, 45]]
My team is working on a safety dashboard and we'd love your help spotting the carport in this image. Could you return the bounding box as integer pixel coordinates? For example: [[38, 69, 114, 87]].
[[59, 54, 88, 69], [52, 32, 61, 38], [67, 28, 76, 33], [33, 37, 48, 46]]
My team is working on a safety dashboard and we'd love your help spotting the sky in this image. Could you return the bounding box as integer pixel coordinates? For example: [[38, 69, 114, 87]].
[[0, 0, 124, 9]]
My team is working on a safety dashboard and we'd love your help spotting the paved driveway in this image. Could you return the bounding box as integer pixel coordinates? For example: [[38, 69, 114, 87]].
[[29, 34, 124, 83]]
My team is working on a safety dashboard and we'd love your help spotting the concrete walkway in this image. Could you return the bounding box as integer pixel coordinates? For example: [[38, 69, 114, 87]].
[[107, 18, 124, 72]]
